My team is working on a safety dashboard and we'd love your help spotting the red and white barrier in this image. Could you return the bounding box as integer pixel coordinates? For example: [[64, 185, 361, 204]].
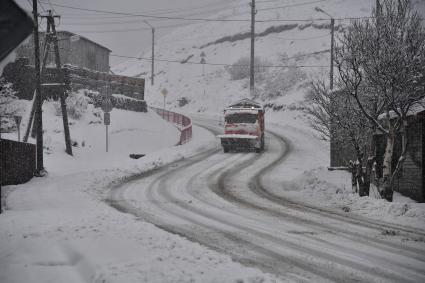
[[150, 107, 192, 145]]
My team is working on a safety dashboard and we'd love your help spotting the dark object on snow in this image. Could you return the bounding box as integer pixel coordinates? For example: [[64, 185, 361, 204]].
[[0, 0, 34, 214], [129, 154, 145, 159], [0, 139, 36, 186], [0, 0, 34, 62], [341, 206, 350, 213]]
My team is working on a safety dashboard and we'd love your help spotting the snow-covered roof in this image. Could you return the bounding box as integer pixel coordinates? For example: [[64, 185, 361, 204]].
[[224, 109, 260, 115], [377, 100, 425, 120], [227, 98, 263, 110]]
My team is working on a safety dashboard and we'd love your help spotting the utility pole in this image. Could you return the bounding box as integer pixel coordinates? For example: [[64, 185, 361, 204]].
[[33, 0, 44, 175], [48, 10, 73, 155], [315, 7, 334, 90], [26, 21, 51, 141], [151, 27, 155, 86], [144, 20, 155, 86], [330, 18, 335, 90], [26, 9, 73, 155], [249, 0, 256, 95], [200, 51, 206, 76]]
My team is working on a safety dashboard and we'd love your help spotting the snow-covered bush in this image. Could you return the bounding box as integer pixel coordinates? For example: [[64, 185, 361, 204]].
[[0, 78, 18, 115], [227, 56, 269, 81], [0, 78, 22, 132], [262, 66, 307, 99], [250, 53, 308, 99], [178, 97, 190, 107], [51, 91, 89, 119], [66, 91, 89, 119]]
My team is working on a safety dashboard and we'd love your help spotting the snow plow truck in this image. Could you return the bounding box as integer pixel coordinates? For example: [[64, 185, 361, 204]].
[[218, 99, 265, 153]]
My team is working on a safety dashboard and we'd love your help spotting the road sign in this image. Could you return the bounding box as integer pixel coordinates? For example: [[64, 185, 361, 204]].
[[101, 99, 113, 113], [161, 88, 168, 97], [101, 86, 113, 113], [13, 115, 22, 126], [13, 116, 22, 142], [104, 112, 110, 125]]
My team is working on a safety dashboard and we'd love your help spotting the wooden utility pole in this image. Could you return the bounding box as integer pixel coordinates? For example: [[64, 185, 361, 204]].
[[25, 9, 73, 156], [151, 27, 155, 86], [24, 22, 51, 142], [32, 0, 44, 174], [330, 18, 335, 90], [315, 7, 335, 90], [143, 20, 155, 86], [48, 11, 73, 155], [249, 0, 256, 95]]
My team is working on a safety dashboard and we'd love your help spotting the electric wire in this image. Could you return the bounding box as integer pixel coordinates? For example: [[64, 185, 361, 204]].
[[39, 1, 375, 23], [109, 52, 328, 68], [257, 0, 327, 11], [46, 0, 57, 14], [269, 32, 331, 40], [37, 0, 47, 12]]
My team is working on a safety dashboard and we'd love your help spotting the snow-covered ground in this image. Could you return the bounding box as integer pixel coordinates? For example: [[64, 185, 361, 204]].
[[1, 97, 284, 282], [265, 121, 425, 229], [2, 0, 425, 281], [111, 0, 425, 227]]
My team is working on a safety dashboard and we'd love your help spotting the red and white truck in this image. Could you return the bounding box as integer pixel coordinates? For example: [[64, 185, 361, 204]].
[[218, 99, 265, 153]]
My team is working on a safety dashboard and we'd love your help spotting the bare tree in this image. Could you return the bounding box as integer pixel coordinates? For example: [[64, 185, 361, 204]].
[[335, 0, 425, 201], [305, 80, 372, 196]]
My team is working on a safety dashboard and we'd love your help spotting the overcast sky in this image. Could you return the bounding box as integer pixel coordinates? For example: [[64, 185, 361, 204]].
[[14, 0, 425, 68], [15, 0, 241, 66]]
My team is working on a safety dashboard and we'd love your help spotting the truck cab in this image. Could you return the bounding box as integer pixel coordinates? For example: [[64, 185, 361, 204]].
[[218, 99, 265, 153]]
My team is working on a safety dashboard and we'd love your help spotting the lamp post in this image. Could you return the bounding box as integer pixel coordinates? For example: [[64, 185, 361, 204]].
[[143, 20, 155, 86], [315, 7, 335, 90]]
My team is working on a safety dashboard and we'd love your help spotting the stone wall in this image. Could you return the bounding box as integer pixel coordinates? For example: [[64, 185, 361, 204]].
[[1, 58, 145, 101]]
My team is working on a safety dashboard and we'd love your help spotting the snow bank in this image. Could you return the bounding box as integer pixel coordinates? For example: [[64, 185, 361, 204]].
[[264, 121, 425, 229], [1, 95, 281, 282]]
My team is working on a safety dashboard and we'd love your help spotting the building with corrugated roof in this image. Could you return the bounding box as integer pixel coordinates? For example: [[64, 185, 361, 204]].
[[16, 31, 111, 72]]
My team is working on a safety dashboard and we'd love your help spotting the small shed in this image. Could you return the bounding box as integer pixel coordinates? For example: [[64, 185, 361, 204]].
[[374, 106, 425, 202], [16, 31, 111, 72]]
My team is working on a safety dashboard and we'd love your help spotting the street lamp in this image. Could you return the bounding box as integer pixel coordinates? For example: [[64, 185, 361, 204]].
[[143, 20, 155, 86], [315, 7, 335, 90]]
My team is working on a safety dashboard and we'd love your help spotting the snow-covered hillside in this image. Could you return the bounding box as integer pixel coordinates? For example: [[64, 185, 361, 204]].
[[1, 90, 180, 173], [114, 0, 377, 116]]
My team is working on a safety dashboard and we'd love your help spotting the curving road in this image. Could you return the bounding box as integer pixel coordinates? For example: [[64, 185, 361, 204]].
[[108, 118, 425, 282]]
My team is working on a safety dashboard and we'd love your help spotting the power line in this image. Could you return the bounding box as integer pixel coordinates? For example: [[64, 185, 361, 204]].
[[39, 1, 374, 23], [46, 0, 57, 14], [37, 0, 47, 12], [66, 22, 197, 34], [269, 32, 331, 40], [257, 0, 290, 3], [61, 3, 244, 26], [110, 53, 328, 68], [257, 0, 327, 11]]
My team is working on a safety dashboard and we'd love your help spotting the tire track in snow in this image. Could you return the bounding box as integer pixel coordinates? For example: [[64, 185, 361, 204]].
[[107, 118, 425, 282]]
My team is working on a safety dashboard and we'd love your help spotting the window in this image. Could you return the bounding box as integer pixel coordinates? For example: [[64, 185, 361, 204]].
[[225, 113, 257, 124]]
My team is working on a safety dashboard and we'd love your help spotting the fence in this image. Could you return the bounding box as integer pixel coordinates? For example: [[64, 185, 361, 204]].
[[150, 107, 192, 145]]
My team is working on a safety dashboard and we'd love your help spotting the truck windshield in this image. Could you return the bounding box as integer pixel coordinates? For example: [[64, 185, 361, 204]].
[[225, 113, 257, 124]]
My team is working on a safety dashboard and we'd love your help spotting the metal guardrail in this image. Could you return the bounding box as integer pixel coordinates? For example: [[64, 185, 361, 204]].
[[150, 107, 192, 145]]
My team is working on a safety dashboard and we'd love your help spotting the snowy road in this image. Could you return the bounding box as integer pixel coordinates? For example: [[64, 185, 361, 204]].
[[108, 118, 425, 283]]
